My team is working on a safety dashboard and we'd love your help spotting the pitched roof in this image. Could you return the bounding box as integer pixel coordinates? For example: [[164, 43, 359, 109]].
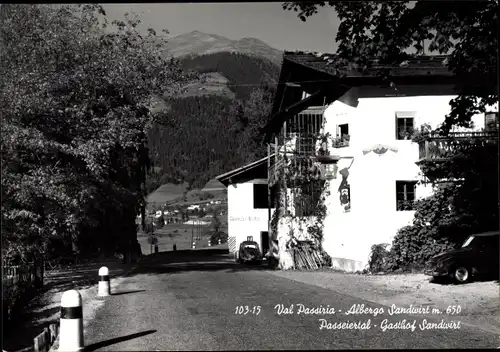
[[282, 51, 453, 78]]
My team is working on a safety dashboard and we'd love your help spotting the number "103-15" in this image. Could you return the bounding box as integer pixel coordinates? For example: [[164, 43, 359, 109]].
[[235, 305, 262, 315]]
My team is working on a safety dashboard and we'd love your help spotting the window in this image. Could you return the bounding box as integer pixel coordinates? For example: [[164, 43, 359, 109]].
[[253, 184, 270, 209], [395, 112, 415, 140], [338, 123, 349, 137], [477, 235, 499, 250], [396, 181, 417, 211]]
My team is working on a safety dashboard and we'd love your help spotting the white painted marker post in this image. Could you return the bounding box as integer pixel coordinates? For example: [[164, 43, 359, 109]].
[[59, 290, 84, 352], [98, 266, 110, 297]]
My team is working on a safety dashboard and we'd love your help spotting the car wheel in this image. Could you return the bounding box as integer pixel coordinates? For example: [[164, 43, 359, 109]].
[[452, 266, 471, 284]]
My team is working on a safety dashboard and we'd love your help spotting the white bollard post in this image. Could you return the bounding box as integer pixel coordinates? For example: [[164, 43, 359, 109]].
[[98, 266, 110, 297], [58, 290, 84, 351]]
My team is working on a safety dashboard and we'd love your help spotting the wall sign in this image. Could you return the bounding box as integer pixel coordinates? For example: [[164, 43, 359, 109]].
[[362, 144, 398, 156], [338, 168, 351, 213], [229, 216, 260, 222]]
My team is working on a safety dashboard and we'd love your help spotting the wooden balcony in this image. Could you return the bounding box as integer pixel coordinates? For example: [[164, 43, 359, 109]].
[[417, 131, 498, 163]]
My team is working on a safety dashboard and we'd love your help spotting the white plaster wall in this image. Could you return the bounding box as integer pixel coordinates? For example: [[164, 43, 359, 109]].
[[227, 180, 271, 255], [317, 90, 487, 271]]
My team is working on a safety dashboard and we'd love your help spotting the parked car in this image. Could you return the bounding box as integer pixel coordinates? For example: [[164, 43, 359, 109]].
[[236, 241, 262, 264], [425, 231, 499, 284]]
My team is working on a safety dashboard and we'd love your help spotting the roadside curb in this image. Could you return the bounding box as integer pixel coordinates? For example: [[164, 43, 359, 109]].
[[48, 262, 139, 352], [2, 322, 59, 352]]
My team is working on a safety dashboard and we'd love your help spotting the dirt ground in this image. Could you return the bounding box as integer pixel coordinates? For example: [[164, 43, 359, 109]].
[[3, 260, 135, 351], [268, 270, 500, 335]]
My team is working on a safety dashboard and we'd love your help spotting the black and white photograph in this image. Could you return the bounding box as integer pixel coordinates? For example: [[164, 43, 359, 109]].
[[1, 1, 499, 350]]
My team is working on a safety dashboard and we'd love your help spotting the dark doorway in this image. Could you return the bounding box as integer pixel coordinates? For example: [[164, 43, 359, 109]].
[[261, 231, 269, 255]]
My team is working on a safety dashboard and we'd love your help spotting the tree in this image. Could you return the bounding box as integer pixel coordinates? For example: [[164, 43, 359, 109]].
[[283, 1, 498, 133], [211, 211, 222, 233], [239, 87, 275, 161], [0, 5, 197, 257], [155, 214, 165, 229]]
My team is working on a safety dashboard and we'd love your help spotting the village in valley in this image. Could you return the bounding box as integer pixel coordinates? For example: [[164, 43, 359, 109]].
[[1, 2, 499, 351]]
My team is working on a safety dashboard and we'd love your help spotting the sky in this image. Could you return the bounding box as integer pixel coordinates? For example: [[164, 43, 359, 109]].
[[102, 3, 340, 52]]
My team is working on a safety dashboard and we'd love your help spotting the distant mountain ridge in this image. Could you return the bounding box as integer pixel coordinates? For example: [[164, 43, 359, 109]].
[[164, 30, 283, 66]]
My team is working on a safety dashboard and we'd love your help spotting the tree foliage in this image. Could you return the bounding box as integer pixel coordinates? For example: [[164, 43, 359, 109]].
[[368, 141, 499, 272], [180, 52, 279, 100], [1, 4, 196, 257], [283, 1, 498, 133]]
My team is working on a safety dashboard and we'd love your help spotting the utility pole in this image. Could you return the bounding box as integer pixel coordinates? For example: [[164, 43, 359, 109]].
[[191, 221, 194, 247]]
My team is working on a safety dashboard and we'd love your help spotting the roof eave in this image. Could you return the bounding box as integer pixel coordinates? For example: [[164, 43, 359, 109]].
[[215, 155, 275, 185]]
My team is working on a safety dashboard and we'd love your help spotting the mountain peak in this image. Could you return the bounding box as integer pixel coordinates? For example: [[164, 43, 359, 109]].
[[164, 31, 283, 66]]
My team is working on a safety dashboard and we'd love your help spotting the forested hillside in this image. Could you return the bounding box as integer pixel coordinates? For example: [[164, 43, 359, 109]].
[[180, 52, 280, 100], [146, 52, 280, 193]]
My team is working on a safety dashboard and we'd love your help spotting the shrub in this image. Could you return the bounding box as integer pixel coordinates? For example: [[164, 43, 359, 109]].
[[384, 226, 456, 271], [2, 283, 21, 325], [368, 243, 391, 273], [209, 231, 228, 245]]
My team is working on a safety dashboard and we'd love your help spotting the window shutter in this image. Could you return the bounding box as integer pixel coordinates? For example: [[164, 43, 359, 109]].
[[395, 113, 399, 139]]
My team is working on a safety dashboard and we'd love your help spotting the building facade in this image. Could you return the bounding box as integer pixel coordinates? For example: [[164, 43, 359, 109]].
[[265, 52, 498, 272], [216, 157, 275, 259]]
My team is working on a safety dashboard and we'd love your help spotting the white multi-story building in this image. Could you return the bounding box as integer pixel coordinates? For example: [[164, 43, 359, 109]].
[[264, 52, 498, 272]]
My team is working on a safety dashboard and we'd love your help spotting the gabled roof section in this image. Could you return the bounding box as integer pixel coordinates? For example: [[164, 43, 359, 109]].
[[283, 51, 453, 78], [263, 51, 456, 143], [216, 155, 275, 186]]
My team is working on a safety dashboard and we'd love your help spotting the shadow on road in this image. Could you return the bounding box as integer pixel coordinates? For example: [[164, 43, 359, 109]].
[[43, 261, 134, 293], [84, 329, 157, 351], [127, 248, 273, 276], [111, 289, 146, 296]]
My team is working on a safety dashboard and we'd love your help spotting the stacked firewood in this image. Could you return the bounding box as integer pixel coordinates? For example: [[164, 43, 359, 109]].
[[292, 242, 325, 270]]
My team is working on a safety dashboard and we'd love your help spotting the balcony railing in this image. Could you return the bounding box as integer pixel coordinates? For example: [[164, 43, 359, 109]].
[[417, 131, 498, 162]]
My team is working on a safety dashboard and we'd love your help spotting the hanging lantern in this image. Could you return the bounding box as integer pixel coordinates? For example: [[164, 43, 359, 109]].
[[325, 163, 338, 180], [316, 154, 340, 180]]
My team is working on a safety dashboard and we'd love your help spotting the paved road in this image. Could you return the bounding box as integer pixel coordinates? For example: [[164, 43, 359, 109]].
[[84, 249, 499, 350]]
